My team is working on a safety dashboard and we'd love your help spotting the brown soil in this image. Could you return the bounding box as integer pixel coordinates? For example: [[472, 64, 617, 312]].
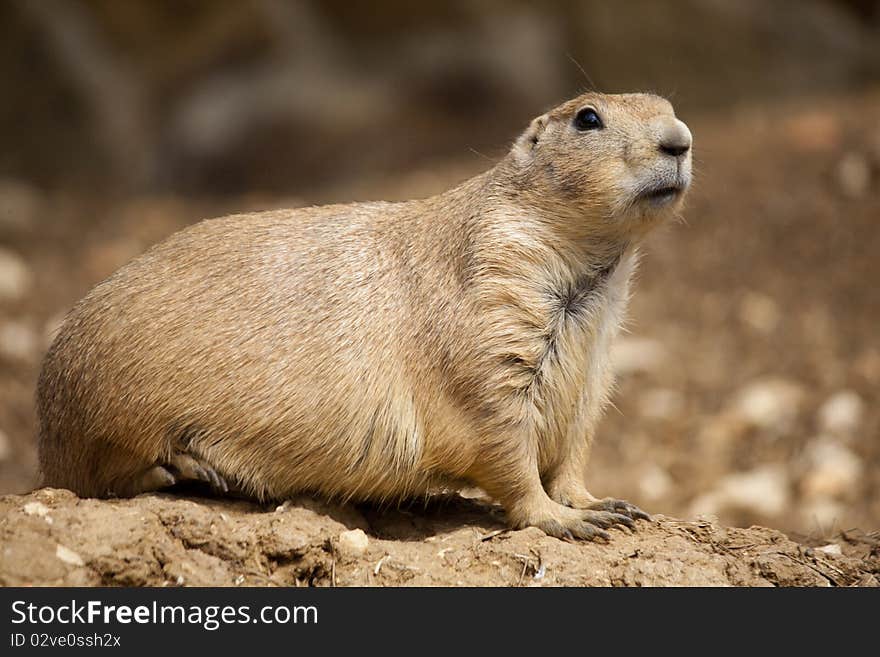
[[2, 488, 877, 587]]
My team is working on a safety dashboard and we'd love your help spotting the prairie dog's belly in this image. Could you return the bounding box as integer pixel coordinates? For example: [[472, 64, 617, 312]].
[[189, 360, 486, 502], [120, 313, 428, 501]]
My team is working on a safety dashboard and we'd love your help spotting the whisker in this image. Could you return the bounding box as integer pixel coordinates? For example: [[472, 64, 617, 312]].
[[566, 53, 597, 91]]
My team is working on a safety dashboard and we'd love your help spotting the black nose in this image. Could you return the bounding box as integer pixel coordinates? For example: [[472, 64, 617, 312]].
[[658, 121, 692, 158], [659, 141, 690, 158]]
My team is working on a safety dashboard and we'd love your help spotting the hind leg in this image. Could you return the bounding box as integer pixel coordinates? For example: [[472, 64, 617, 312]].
[[121, 453, 229, 496]]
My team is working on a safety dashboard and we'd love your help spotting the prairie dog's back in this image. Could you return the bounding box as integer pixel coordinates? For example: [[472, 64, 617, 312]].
[[38, 200, 460, 499]]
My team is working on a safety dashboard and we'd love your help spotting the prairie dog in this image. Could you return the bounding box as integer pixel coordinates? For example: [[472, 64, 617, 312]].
[[37, 92, 692, 540]]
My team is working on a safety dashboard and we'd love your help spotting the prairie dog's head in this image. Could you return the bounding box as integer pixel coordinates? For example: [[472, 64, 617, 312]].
[[508, 92, 692, 233]]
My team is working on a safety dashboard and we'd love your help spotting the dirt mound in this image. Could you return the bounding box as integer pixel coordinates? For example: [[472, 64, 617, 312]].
[[1, 488, 877, 587]]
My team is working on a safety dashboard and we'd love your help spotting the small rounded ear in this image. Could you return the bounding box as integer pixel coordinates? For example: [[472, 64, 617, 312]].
[[512, 113, 549, 163]]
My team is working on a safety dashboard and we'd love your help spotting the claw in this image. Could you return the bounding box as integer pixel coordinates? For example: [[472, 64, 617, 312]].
[[168, 453, 229, 494], [143, 465, 176, 490], [608, 512, 636, 530], [534, 517, 609, 542], [582, 510, 612, 529], [571, 522, 610, 542], [582, 509, 636, 531], [122, 465, 176, 496], [207, 467, 228, 493], [590, 498, 651, 521]]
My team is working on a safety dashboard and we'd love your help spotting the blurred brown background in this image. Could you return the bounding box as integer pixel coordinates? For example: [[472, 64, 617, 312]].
[[0, 0, 878, 537]]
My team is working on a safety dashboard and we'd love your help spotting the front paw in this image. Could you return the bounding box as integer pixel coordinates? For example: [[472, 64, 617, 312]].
[[528, 506, 637, 542]]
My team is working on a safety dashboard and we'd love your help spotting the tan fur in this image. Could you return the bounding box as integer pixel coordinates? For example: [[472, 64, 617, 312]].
[[37, 92, 692, 539]]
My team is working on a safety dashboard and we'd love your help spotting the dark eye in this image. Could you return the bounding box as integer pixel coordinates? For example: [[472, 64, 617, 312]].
[[573, 107, 603, 131]]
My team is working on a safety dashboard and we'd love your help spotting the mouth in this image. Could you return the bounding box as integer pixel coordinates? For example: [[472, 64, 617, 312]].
[[638, 183, 686, 206]]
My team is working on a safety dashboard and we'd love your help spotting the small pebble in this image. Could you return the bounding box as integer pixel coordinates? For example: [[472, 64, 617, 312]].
[[56, 545, 84, 567], [23, 502, 50, 517], [731, 378, 803, 431], [817, 391, 863, 436], [800, 438, 862, 499], [690, 465, 790, 517], [337, 529, 370, 556]]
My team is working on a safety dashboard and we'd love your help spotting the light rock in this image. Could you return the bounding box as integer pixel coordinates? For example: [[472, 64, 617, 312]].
[[817, 391, 863, 436], [0, 320, 38, 361], [731, 378, 804, 431], [800, 438, 862, 499], [690, 465, 790, 518], [0, 248, 31, 302], [815, 543, 842, 556], [720, 465, 790, 516], [23, 502, 50, 517], [55, 544, 84, 567], [337, 529, 370, 556], [836, 152, 871, 199], [738, 291, 780, 333], [0, 428, 10, 461], [612, 337, 667, 375], [638, 464, 673, 501]]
